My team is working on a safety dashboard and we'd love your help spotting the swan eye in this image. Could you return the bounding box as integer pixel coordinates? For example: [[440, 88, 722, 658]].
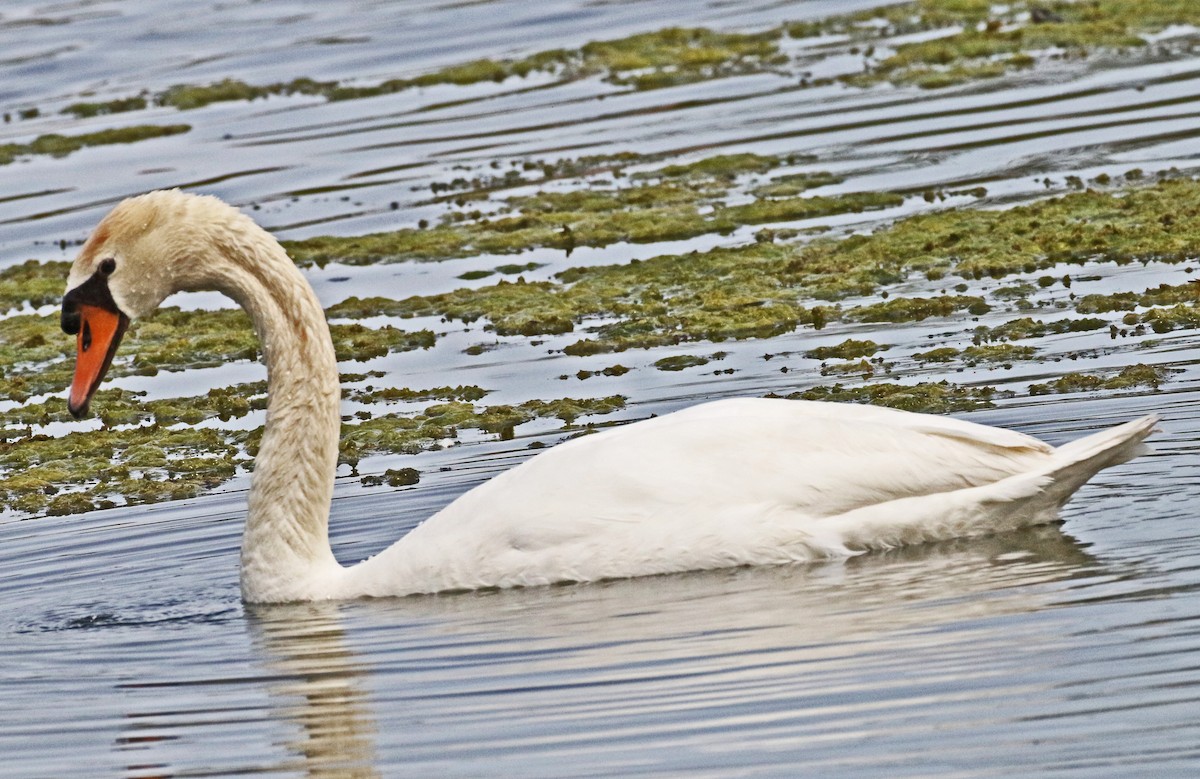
[[99, 258, 116, 275]]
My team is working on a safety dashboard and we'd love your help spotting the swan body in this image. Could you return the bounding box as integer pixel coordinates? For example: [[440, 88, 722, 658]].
[[61, 190, 1158, 603]]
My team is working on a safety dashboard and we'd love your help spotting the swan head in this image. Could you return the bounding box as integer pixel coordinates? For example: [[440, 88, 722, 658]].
[[60, 189, 242, 417]]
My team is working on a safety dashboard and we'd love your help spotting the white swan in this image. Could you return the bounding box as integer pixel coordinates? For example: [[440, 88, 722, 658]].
[[60, 190, 1158, 603]]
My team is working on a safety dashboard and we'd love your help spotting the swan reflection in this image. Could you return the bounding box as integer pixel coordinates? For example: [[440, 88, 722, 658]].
[[245, 603, 379, 779]]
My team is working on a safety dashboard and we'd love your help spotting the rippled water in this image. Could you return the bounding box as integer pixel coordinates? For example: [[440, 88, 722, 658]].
[[3, 1, 1200, 776]]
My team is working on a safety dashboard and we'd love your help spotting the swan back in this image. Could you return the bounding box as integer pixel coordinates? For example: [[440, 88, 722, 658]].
[[342, 399, 1145, 597]]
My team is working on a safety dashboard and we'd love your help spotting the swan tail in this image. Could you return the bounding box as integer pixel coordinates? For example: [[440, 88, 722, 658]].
[[1037, 413, 1159, 504], [817, 414, 1160, 552]]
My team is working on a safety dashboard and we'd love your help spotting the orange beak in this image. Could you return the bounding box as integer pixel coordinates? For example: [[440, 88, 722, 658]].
[[67, 303, 129, 418]]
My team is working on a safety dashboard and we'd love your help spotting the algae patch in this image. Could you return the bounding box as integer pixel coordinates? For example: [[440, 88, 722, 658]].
[[284, 171, 903, 267], [336, 395, 627, 470], [43, 0, 1200, 125], [914, 343, 1037, 366], [90, 26, 785, 116], [323, 177, 1200, 357], [1, 387, 625, 515], [805, 339, 886, 360], [361, 468, 421, 488], [839, 0, 1200, 90], [1028, 364, 1171, 395], [776, 380, 1004, 414], [654, 354, 711, 372], [0, 125, 190, 166], [0, 260, 70, 313]]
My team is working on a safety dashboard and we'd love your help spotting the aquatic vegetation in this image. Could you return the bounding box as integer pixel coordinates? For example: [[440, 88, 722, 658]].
[[21, 0, 1200, 134], [840, 0, 1199, 89], [821, 359, 878, 377], [0, 380, 275, 515], [1136, 305, 1200, 334], [101, 27, 784, 117], [130, 309, 432, 371], [962, 344, 1038, 365], [913, 343, 1040, 369], [574, 365, 631, 380], [849, 296, 990, 323], [157, 77, 332, 110], [727, 192, 905, 227], [752, 172, 845, 199], [495, 262, 545, 275], [1075, 282, 1200, 314], [62, 95, 149, 118], [913, 347, 961, 363], [329, 323, 435, 361], [361, 468, 421, 487], [318, 176, 1200, 358], [0, 124, 190, 166], [992, 281, 1040, 301], [639, 154, 782, 181], [1028, 364, 1170, 395], [1, 382, 268, 431], [0, 389, 625, 515], [336, 395, 627, 470], [0, 260, 69, 313], [0, 424, 240, 516], [286, 180, 905, 266], [972, 317, 1109, 344], [344, 385, 490, 405], [330, 27, 784, 96], [790, 178, 1200, 286], [805, 339, 886, 360], [576, 27, 786, 90], [653, 355, 710, 371], [508, 181, 713, 213], [777, 380, 1003, 413], [0, 297, 435, 404], [432, 153, 649, 203]]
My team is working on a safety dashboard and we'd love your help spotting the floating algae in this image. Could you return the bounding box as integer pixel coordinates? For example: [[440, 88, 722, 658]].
[[653, 355, 711, 372], [361, 468, 421, 488], [914, 344, 1038, 366], [312, 177, 1200, 359], [2, 390, 627, 515], [1028, 364, 1172, 395], [828, 0, 1200, 89], [804, 339, 886, 360], [335, 396, 627, 470], [38, 0, 1200, 124], [776, 381, 1005, 414], [0, 260, 71, 312], [0, 125, 189, 166], [283, 175, 904, 267]]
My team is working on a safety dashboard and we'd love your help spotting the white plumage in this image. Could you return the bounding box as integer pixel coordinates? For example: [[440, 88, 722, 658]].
[[344, 398, 1155, 596], [62, 190, 1158, 603]]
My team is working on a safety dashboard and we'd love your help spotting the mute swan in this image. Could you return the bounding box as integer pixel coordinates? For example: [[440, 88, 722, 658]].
[[61, 190, 1157, 603]]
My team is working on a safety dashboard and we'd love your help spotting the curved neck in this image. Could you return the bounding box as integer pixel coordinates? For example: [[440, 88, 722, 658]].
[[209, 226, 343, 602]]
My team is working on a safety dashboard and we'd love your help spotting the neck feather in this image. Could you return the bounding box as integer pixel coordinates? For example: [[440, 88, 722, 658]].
[[203, 219, 344, 601]]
